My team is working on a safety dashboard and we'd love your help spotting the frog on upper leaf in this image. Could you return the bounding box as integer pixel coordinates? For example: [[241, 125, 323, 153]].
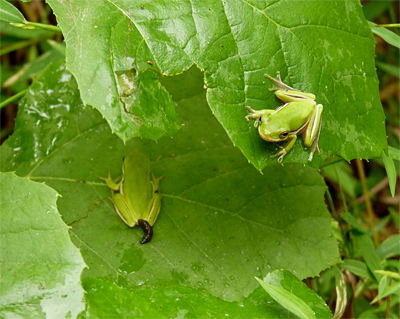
[[246, 72, 323, 163]]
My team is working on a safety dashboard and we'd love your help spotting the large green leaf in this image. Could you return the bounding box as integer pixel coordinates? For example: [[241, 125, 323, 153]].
[[84, 278, 286, 318], [0, 60, 340, 316], [0, 172, 86, 318], [47, 0, 181, 142], [47, 0, 387, 171]]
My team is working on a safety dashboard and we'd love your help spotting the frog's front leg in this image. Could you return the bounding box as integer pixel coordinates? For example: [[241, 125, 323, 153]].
[[271, 134, 297, 163], [98, 171, 122, 191], [245, 106, 274, 127], [245, 106, 262, 122], [303, 104, 323, 162]]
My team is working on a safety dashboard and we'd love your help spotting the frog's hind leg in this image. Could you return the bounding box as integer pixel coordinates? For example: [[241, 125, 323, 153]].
[[304, 104, 323, 162]]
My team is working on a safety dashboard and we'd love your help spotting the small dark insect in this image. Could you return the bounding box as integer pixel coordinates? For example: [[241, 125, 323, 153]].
[[138, 219, 153, 244], [147, 61, 153, 65], [141, 5, 144, 10]]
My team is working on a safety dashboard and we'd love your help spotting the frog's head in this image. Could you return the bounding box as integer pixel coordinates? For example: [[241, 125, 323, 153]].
[[258, 117, 289, 142]]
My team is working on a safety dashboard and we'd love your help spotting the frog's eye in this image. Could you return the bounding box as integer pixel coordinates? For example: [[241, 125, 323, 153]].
[[280, 132, 289, 139]]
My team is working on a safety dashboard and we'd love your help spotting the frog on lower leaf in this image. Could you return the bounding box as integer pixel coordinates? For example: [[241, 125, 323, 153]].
[[99, 149, 163, 244], [245, 72, 323, 163]]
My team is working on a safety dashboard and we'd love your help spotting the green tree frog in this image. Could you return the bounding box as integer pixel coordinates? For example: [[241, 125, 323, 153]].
[[245, 72, 323, 163], [99, 150, 163, 244]]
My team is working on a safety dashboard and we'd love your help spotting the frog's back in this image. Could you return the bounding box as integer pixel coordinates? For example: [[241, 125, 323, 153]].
[[270, 101, 315, 131], [123, 150, 154, 213]]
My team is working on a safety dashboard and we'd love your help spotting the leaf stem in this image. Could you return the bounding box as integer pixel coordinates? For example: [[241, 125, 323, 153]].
[[370, 23, 400, 28], [0, 90, 27, 110], [333, 165, 348, 213], [325, 188, 337, 218], [24, 21, 62, 33], [10, 21, 61, 33], [0, 36, 51, 55], [320, 157, 346, 169], [385, 278, 392, 319], [355, 159, 379, 248]]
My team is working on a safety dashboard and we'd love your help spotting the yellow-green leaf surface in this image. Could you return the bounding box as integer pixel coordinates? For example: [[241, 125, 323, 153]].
[[381, 151, 397, 197], [47, 0, 387, 171], [0, 0, 25, 23], [256, 270, 332, 319], [369, 21, 400, 49], [0, 172, 86, 319], [0, 60, 341, 317]]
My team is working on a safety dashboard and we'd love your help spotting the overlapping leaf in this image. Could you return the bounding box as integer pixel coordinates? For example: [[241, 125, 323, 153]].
[[256, 270, 332, 319], [48, 0, 387, 171]]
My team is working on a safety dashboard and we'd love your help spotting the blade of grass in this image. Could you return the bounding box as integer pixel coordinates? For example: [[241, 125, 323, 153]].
[[255, 277, 316, 319], [388, 146, 400, 161], [381, 151, 397, 197], [369, 21, 400, 49]]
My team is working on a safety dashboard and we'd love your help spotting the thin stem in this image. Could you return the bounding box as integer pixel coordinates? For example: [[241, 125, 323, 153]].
[[333, 165, 348, 213], [0, 90, 27, 110], [355, 159, 379, 247], [320, 157, 346, 169], [1, 39, 36, 56], [325, 188, 338, 218], [357, 177, 389, 204], [20, 1, 36, 22], [24, 21, 61, 33], [370, 23, 400, 28], [385, 278, 393, 319], [0, 36, 52, 55]]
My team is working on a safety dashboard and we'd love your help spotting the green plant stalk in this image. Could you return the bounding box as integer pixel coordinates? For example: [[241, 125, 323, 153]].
[[1, 39, 35, 56], [355, 159, 379, 248], [385, 278, 392, 319], [354, 279, 368, 299], [388, 4, 398, 30], [320, 157, 346, 169], [10, 21, 61, 33], [0, 90, 27, 110], [325, 188, 337, 218], [326, 189, 352, 258], [20, 0, 37, 22], [0, 36, 50, 55], [333, 165, 348, 213], [370, 23, 400, 28], [24, 21, 61, 33], [375, 270, 400, 280]]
